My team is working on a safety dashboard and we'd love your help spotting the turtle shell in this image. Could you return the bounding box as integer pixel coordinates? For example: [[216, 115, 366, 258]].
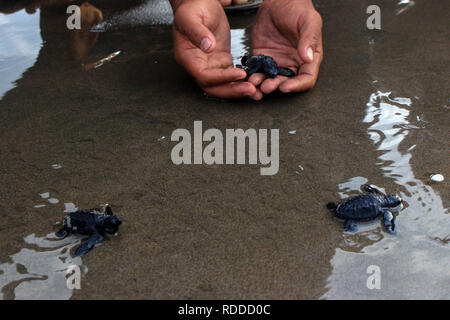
[[335, 194, 382, 221]]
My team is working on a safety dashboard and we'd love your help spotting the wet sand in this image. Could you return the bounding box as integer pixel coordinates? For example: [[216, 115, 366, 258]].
[[0, 0, 448, 299]]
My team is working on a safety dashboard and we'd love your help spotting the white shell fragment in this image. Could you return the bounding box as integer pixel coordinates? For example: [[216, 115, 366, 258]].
[[48, 198, 59, 204], [64, 203, 78, 213], [40, 192, 50, 199], [430, 174, 444, 182]]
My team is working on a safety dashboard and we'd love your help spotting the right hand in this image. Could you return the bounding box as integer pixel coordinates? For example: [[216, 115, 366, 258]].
[[172, 0, 262, 100]]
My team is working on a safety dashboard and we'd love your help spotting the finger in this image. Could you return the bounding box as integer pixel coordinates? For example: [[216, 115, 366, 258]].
[[279, 54, 321, 93], [174, 6, 216, 53], [281, 33, 323, 93], [297, 11, 323, 64], [251, 88, 264, 101], [205, 81, 259, 100], [194, 67, 247, 87], [219, 0, 232, 5], [248, 73, 266, 87], [260, 76, 288, 94]]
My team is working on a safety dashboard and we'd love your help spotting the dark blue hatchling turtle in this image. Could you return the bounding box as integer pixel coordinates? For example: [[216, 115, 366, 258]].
[[56, 204, 122, 256], [327, 185, 403, 234], [241, 55, 295, 78]]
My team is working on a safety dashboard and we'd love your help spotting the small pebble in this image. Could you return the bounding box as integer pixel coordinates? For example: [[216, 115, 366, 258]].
[[430, 174, 444, 182], [51, 164, 62, 169], [288, 130, 296, 135], [34, 204, 46, 208]]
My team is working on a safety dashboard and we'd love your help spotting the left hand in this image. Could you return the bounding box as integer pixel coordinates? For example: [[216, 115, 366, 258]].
[[249, 0, 323, 94]]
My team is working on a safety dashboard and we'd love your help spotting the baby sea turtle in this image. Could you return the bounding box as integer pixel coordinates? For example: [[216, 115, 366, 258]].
[[326, 185, 403, 234], [241, 55, 295, 78], [56, 204, 122, 256]]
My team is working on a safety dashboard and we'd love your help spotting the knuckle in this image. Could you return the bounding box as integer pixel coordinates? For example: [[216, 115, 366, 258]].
[[308, 78, 318, 89], [311, 10, 323, 29], [196, 76, 213, 88]]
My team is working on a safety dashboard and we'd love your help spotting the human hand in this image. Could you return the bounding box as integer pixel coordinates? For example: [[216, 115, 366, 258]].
[[171, 0, 261, 99], [249, 0, 323, 94]]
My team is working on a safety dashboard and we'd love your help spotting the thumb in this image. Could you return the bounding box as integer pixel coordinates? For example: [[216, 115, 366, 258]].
[[175, 9, 216, 53], [297, 12, 322, 63]]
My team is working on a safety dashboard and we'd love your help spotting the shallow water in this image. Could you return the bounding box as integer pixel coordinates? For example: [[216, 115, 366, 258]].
[[0, 0, 448, 299]]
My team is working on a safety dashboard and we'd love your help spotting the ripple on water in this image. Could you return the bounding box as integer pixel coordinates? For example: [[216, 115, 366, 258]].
[[0, 233, 86, 300], [322, 91, 450, 299], [0, 10, 42, 100], [93, 0, 173, 30]]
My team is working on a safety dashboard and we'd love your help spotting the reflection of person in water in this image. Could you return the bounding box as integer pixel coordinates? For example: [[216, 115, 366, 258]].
[[0, 0, 104, 62], [170, 0, 323, 100]]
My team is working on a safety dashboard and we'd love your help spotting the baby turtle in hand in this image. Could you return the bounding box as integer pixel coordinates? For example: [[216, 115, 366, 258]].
[[241, 55, 295, 78], [56, 204, 122, 256], [327, 185, 403, 234]]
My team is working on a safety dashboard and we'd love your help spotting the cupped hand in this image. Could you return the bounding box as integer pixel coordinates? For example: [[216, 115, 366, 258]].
[[249, 0, 323, 94], [172, 0, 261, 100]]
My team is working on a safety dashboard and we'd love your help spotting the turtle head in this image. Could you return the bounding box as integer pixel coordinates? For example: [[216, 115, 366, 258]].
[[103, 215, 122, 234], [100, 203, 113, 215], [384, 194, 403, 211]]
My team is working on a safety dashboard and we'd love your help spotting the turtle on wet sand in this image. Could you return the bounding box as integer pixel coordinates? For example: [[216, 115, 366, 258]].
[[56, 205, 122, 256], [241, 55, 296, 78], [326, 185, 403, 234]]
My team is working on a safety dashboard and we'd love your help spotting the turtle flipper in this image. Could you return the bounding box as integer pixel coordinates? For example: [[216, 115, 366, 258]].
[[75, 232, 103, 256], [344, 220, 358, 232], [277, 67, 295, 77], [245, 66, 260, 77], [56, 226, 69, 239], [363, 184, 384, 196], [243, 58, 264, 77], [383, 211, 397, 235], [326, 202, 338, 211]]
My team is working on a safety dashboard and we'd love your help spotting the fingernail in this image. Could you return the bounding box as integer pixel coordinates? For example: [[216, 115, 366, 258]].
[[201, 38, 212, 52], [307, 47, 314, 61], [236, 70, 247, 79], [280, 86, 291, 93]]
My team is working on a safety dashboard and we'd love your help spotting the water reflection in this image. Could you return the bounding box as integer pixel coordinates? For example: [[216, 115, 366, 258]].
[[323, 91, 450, 299], [230, 28, 250, 66], [95, 0, 173, 30], [0, 233, 86, 300], [0, 10, 42, 99], [364, 92, 448, 237], [396, 0, 415, 15]]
